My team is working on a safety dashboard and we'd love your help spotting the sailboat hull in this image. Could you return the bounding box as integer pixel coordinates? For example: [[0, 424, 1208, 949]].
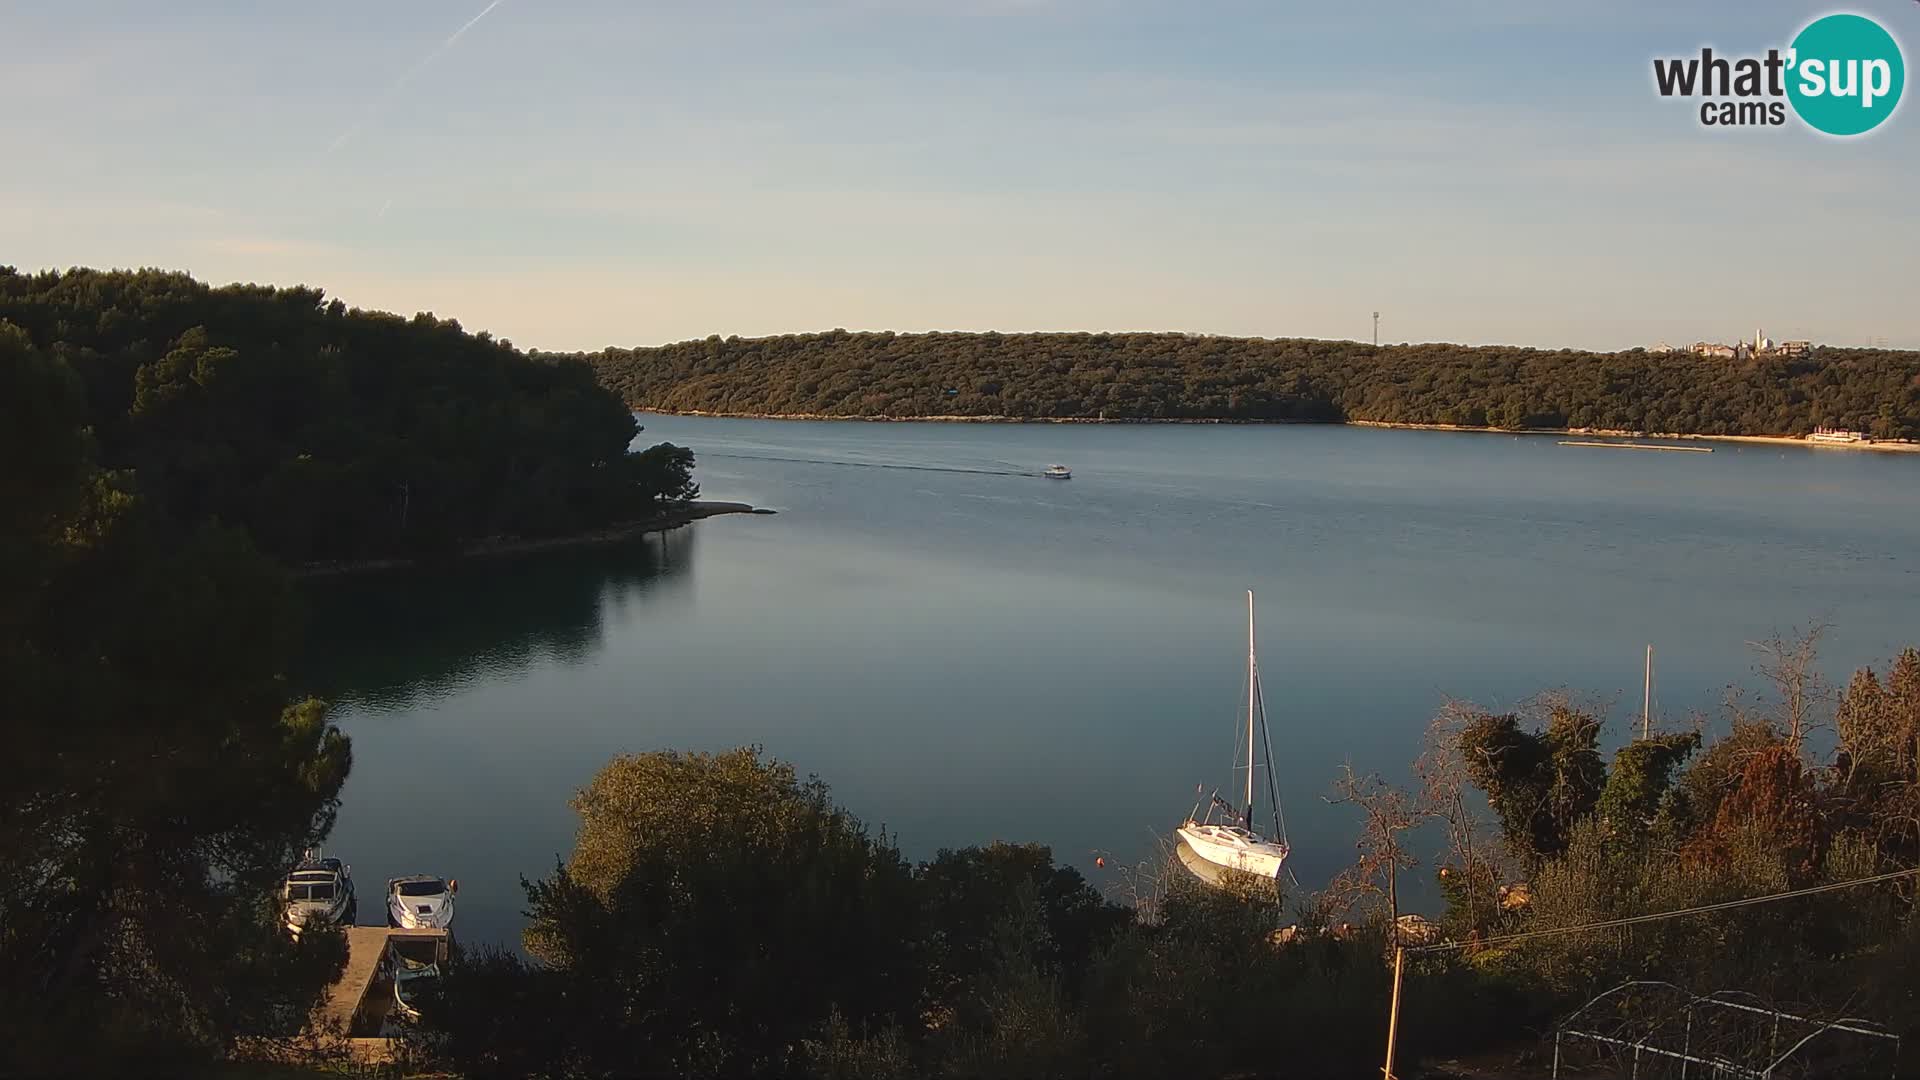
[[1177, 824, 1288, 879]]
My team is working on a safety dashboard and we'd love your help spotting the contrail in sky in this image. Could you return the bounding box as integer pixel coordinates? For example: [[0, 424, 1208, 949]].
[[327, 0, 509, 154]]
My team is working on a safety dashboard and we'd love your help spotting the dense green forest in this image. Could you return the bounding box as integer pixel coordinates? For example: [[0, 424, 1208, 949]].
[[0, 267, 696, 565], [2, 318, 353, 1071], [577, 331, 1920, 438], [396, 642, 1920, 1079]]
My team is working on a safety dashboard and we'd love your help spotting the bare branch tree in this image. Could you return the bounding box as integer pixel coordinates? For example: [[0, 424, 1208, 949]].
[[1749, 622, 1833, 754], [1325, 765, 1429, 941], [1415, 700, 1505, 929]]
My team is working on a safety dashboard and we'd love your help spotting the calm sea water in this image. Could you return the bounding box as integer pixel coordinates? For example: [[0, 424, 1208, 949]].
[[299, 416, 1920, 945]]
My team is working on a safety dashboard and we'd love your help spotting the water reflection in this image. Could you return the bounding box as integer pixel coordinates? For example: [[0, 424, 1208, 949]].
[[1174, 838, 1235, 887], [295, 416, 1920, 945], [297, 527, 697, 710]]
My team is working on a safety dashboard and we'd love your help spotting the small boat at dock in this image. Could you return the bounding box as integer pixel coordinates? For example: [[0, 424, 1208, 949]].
[[284, 848, 355, 935], [385, 934, 447, 1023], [387, 875, 457, 929]]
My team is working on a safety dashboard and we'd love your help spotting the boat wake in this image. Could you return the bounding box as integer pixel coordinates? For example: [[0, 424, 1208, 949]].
[[701, 451, 1043, 478]]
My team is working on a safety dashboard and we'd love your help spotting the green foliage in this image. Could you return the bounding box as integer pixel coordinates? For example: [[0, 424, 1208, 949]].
[[1595, 731, 1701, 842], [916, 842, 1128, 1020], [578, 330, 1920, 437], [1836, 650, 1920, 860], [0, 321, 90, 566], [0, 267, 694, 565], [395, 946, 579, 1079], [1082, 871, 1388, 1079], [511, 748, 922, 1077], [928, 881, 1088, 1080], [1458, 703, 1606, 866], [0, 331, 352, 1071], [800, 1010, 915, 1080], [626, 440, 701, 503], [1517, 820, 1903, 1009], [1439, 645, 1920, 1071]]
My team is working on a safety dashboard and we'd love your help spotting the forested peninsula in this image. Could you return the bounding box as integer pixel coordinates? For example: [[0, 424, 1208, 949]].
[[577, 331, 1920, 440], [1, 266, 698, 568]]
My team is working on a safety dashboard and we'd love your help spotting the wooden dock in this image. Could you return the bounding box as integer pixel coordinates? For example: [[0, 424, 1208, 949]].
[[314, 925, 451, 1037], [1558, 440, 1713, 453]]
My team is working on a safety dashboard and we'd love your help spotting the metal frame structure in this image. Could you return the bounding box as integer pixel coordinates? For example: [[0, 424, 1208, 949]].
[[1551, 980, 1900, 1079]]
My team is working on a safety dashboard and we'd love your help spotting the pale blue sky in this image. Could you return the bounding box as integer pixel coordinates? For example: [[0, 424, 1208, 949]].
[[3, 1, 1916, 350]]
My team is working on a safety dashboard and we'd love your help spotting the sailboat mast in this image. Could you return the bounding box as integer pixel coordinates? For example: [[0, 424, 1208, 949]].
[[1642, 644, 1653, 740], [1246, 590, 1257, 821]]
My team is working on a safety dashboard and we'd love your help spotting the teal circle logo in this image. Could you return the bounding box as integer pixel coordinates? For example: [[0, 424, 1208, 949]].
[[1787, 14, 1905, 136]]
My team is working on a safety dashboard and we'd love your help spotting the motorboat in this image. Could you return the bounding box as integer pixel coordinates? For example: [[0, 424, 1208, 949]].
[[1043, 464, 1071, 479], [283, 848, 355, 935], [1175, 590, 1291, 881], [386, 934, 447, 1023], [386, 874, 457, 929]]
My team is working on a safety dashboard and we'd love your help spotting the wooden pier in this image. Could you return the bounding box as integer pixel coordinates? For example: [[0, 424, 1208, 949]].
[[314, 926, 451, 1038]]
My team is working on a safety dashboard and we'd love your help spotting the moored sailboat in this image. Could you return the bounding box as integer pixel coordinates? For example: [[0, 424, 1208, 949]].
[[1176, 590, 1290, 880]]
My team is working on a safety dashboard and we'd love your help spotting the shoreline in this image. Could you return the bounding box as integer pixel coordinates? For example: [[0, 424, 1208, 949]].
[[640, 408, 1920, 454], [646, 408, 1316, 426], [1347, 420, 1920, 454], [294, 501, 769, 579]]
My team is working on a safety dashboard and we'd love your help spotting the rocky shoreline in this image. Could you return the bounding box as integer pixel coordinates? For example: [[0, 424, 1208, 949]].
[[294, 501, 771, 579]]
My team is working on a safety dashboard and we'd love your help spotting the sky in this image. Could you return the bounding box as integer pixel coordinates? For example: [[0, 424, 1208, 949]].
[[3, 0, 1917, 352]]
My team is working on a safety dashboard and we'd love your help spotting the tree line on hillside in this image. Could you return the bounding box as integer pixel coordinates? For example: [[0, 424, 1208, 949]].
[[0, 267, 698, 565], [574, 331, 1920, 438], [396, 636, 1920, 1079]]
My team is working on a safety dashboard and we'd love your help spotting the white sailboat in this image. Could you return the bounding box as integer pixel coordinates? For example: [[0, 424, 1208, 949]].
[[1177, 590, 1290, 880]]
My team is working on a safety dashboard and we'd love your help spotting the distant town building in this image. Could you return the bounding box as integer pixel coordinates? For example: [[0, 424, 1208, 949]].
[[1673, 330, 1816, 359], [1810, 427, 1868, 444]]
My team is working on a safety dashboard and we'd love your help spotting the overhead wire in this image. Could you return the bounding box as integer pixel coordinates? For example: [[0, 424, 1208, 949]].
[[1407, 866, 1920, 955]]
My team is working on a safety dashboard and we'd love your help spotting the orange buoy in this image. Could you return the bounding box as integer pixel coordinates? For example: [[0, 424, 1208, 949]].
[[1095, 857, 1105, 869]]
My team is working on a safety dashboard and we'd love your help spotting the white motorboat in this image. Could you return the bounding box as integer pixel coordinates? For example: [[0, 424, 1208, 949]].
[[1176, 590, 1291, 881], [283, 848, 355, 935], [387, 875, 457, 929], [1043, 464, 1071, 479]]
